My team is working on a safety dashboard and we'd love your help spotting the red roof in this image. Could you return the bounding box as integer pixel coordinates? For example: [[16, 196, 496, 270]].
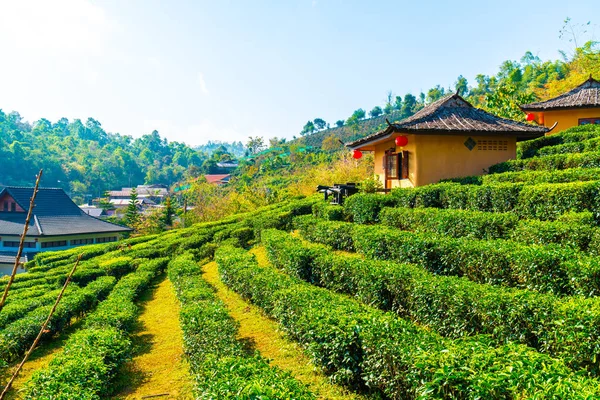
[[204, 174, 231, 184]]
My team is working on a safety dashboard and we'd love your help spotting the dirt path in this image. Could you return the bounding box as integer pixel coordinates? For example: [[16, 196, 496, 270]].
[[111, 275, 194, 400], [203, 247, 370, 400]]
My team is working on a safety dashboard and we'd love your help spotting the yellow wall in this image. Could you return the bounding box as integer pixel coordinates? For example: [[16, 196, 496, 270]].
[[371, 134, 517, 187], [530, 108, 600, 134], [373, 135, 418, 188]]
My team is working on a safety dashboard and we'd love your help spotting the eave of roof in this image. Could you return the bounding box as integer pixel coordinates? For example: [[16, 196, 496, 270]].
[[520, 76, 600, 111], [346, 94, 548, 149]]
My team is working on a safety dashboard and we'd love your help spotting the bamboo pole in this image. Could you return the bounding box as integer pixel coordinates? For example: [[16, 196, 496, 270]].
[[0, 169, 43, 312], [0, 254, 82, 400]]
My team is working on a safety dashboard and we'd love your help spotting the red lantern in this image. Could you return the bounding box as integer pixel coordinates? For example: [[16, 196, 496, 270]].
[[395, 135, 408, 146], [352, 150, 362, 159], [526, 113, 535, 122]]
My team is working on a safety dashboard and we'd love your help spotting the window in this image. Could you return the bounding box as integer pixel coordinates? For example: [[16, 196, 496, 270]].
[[41, 241, 67, 248], [10, 203, 16, 212], [579, 118, 600, 125], [96, 236, 117, 243], [384, 151, 409, 180], [4, 241, 36, 248], [385, 153, 399, 179], [71, 238, 94, 245], [3, 202, 7, 211], [477, 140, 508, 151]]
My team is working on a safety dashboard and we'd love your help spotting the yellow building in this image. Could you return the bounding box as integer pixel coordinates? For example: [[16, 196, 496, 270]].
[[347, 94, 548, 188], [520, 76, 600, 133]]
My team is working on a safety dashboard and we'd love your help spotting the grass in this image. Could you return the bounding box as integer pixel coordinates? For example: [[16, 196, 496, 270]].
[[203, 246, 372, 400], [0, 318, 84, 400], [110, 275, 194, 400]]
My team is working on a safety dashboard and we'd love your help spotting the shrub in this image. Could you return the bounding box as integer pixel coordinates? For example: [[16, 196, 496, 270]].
[[490, 151, 600, 174], [297, 217, 600, 296], [343, 193, 397, 223], [168, 253, 315, 399], [380, 207, 518, 240], [216, 245, 600, 397]]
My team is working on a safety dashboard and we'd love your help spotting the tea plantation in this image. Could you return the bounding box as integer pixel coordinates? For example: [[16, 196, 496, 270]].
[[3, 125, 600, 399]]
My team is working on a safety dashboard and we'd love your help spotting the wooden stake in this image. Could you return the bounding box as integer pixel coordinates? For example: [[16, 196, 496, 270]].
[[0, 254, 82, 400], [0, 169, 43, 312]]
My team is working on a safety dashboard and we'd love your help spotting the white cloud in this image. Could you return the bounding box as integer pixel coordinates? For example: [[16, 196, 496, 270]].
[[197, 72, 209, 95]]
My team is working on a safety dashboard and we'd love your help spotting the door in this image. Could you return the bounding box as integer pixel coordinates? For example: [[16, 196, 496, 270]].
[[384, 151, 399, 190]]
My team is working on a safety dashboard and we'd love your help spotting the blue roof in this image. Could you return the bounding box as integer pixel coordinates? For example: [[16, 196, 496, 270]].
[[0, 187, 132, 237]]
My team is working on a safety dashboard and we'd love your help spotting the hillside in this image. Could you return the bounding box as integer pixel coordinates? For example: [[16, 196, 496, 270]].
[[297, 110, 404, 148], [293, 42, 599, 149], [3, 125, 600, 397], [0, 112, 208, 203]]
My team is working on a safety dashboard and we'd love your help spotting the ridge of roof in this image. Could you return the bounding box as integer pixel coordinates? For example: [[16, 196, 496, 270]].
[[347, 93, 548, 148], [521, 76, 600, 111]]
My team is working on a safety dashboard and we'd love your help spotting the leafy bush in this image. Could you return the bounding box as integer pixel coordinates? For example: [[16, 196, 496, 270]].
[[490, 151, 600, 174], [168, 253, 315, 399], [380, 207, 518, 240], [216, 245, 600, 397], [517, 125, 600, 158], [264, 229, 600, 375], [24, 257, 169, 398], [0, 276, 116, 363], [296, 217, 600, 296], [343, 193, 397, 223], [312, 202, 344, 221]]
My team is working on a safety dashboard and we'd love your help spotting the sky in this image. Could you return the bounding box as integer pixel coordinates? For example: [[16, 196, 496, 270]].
[[0, 0, 598, 147]]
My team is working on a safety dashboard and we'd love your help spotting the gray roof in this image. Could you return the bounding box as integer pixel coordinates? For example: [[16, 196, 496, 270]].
[[0, 187, 131, 237], [80, 207, 105, 218], [521, 76, 600, 111], [347, 94, 548, 148]]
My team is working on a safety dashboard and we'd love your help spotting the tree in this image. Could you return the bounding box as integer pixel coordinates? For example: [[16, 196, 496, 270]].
[[313, 118, 327, 130], [394, 96, 402, 110], [455, 75, 469, 96], [161, 196, 174, 227], [246, 136, 265, 154], [300, 121, 316, 136], [369, 106, 383, 118], [350, 108, 366, 120], [335, 120, 345, 127], [401, 94, 417, 118], [426, 85, 446, 103], [125, 188, 140, 227]]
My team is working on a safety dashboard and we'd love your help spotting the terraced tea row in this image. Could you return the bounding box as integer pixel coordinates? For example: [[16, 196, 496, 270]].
[[215, 245, 600, 398], [263, 228, 600, 375], [295, 216, 600, 296], [169, 252, 315, 399]]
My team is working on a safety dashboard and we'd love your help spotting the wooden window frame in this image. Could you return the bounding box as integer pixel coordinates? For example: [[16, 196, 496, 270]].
[[384, 150, 409, 181], [579, 117, 600, 125]]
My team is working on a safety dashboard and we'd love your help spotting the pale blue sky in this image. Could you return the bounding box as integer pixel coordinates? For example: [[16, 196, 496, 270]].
[[0, 0, 598, 145]]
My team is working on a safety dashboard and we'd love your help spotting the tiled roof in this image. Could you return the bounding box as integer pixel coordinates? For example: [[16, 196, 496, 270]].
[[6, 187, 82, 216], [0, 187, 132, 237], [347, 94, 548, 148], [521, 76, 600, 111], [204, 174, 231, 184]]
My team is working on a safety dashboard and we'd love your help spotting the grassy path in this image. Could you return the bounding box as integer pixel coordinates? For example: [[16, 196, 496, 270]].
[[203, 247, 370, 400], [111, 275, 194, 400]]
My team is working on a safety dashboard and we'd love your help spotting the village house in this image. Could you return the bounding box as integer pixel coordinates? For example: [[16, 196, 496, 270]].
[[346, 93, 548, 188], [107, 184, 169, 203], [0, 187, 132, 258], [520, 76, 600, 133], [204, 174, 231, 185]]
